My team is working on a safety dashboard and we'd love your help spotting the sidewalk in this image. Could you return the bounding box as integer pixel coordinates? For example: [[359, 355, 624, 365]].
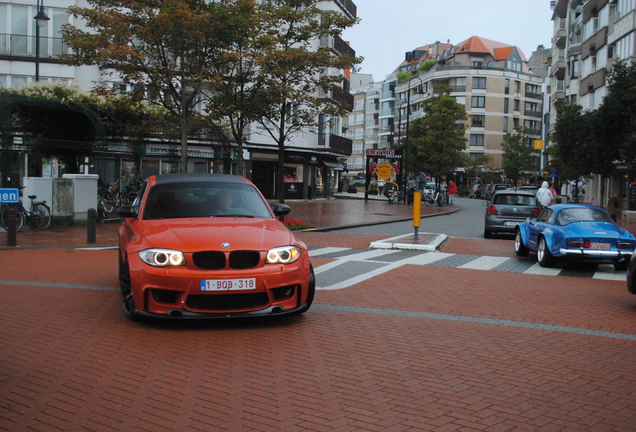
[[0, 194, 456, 249]]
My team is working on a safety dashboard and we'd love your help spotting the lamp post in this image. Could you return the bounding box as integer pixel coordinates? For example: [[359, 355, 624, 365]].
[[403, 75, 424, 202], [33, 0, 50, 82], [180, 85, 195, 173]]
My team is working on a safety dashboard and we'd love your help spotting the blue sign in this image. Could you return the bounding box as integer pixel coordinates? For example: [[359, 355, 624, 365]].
[[0, 188, 20, 203]]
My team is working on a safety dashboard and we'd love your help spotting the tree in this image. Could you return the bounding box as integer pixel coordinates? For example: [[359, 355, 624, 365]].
[[251, 0, 360, 203], [408, 86, 468, 190], [596, 61, 636, 176], [61, 0, 232, 173], [550, 104, 594, 182], [1, 83, 166, 175], [501, 127, 538, 186]]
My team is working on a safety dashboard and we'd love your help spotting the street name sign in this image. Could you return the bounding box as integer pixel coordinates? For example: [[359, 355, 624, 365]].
[[0, 188, 20, 203]]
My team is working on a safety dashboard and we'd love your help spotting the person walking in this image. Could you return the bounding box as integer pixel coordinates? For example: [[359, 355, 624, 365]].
[[377, 180, 385, 197], [446, 181, 458, 205], [536, 181, 553, 208]]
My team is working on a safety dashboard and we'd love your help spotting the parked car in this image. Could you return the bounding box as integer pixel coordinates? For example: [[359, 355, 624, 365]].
[[482, 183, 508, 201], [469, 184, 487, 199], [483, 189, 542, 238], [627, 258, 636, 294], [514, 203, 636, 269], [117, 173, 315, 320]]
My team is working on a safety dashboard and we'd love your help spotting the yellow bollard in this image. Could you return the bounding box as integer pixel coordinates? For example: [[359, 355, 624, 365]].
[[413, 192, 421, 239]]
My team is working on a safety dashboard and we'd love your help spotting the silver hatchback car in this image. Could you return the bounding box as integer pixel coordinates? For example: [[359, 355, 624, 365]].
[[483, 189, 542, 238]]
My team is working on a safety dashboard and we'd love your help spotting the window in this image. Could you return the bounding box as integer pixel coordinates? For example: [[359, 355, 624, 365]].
[[470, 134, 484, 146], [472, 115, 485, 128], [454, 96, 466, 106], [608, 44, 615, 60], [471, 96, 485, 108], [514, 99, 520, 111], [514, 81, 520, 93], [591, 55, 597, 71], [473, 61, 483, 69], [503, 98, 509, 113], [571, 60, 579, 78], [525, 102, 538, 112], [503, 116, 509, 132], [472, 77, 486, 89], [504, 79, 510, 95]]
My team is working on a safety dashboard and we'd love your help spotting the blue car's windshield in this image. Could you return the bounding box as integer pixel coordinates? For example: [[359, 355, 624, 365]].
[[556, 208, 614, 226]]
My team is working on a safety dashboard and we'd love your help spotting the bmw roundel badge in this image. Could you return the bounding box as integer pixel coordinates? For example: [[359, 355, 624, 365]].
[[221, 242, 231, 249]]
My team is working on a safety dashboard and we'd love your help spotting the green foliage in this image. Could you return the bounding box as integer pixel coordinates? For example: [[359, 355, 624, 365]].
[[501, 127, 538, 185], [418, 60, 436, 72], [396, 71, 413, 83], [408, 86, 468, 187]]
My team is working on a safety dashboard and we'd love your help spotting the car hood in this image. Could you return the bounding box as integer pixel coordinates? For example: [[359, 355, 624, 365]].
[[563, 222, 634, 239], [136, 218, 297, 251]]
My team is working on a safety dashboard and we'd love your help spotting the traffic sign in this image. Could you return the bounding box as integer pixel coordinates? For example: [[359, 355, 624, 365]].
[[0, 188, 20, 203]]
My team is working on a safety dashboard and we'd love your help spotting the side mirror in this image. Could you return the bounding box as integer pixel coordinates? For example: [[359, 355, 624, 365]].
[[271, 203, 291, 217], [118, 205, 138, 219]]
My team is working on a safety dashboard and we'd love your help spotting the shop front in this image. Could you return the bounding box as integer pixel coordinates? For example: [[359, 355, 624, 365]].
[[250, 151, 344, 200]]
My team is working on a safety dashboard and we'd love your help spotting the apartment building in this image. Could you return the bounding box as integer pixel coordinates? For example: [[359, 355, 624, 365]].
[[0, 0, 355, 200], [374, 38, 545, 187], [550, 0, 636, 207]]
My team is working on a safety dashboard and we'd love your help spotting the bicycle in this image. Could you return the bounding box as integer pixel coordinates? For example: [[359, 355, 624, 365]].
[[423, 190, 445, 207], [1, 190, 52, 231]]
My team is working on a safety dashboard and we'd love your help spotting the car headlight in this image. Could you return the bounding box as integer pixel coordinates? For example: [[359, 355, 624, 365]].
[[139, 249, 186, 267], [266, 246, 301, 264]]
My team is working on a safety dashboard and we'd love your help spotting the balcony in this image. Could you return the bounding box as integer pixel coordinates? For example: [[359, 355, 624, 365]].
[[328, 134, 353, 155], [320, 35, 356, 57], [330, 0, 357, 19], [0, 33, 69, 60]]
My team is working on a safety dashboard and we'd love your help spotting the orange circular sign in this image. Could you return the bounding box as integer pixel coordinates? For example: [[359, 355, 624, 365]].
[[375, 162, 394, 180]]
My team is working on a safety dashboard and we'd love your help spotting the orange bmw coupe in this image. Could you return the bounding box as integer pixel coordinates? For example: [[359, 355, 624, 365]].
[[117, 173, 314, 320]]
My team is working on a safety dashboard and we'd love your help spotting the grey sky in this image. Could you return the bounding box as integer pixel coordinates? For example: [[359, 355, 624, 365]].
[[343, 0, 555, 81]]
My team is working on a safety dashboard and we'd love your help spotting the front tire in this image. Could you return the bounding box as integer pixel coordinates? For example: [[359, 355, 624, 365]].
[[294, 265, 315, 315], [514, 230, 529, 256], [1, 206, 24, 232], [119, 256, 138, 321], [537, 237, 556, 267], [32, 203, 52, 230]]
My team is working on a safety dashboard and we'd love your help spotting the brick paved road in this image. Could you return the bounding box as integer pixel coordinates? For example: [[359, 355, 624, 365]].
[[1, 233, 636, 431]]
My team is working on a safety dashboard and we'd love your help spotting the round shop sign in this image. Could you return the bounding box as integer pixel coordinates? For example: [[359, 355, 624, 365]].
[[375, 162, 394, 180]]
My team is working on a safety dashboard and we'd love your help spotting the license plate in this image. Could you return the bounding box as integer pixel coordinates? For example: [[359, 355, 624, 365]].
[[590, 243, 610, 250], [504, 221, 520, 226], [200, 278, 256, 291]]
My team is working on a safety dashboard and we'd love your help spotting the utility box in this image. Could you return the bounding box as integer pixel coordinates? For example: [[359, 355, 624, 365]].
[[62, 174, 99, 223], [22, 177, 53, 210]]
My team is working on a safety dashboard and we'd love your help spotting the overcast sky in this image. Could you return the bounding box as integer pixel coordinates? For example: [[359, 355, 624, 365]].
[[342, 0, 555, 81]]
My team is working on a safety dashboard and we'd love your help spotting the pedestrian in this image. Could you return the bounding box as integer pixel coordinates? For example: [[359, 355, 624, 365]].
[[536, 181, 553, 208], [377, 180, 385, 196], [446, 180, 458, 205]]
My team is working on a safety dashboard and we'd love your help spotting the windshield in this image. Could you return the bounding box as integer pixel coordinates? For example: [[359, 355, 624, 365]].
[[143, 182, 273, 220], [493, 194, 536, 206], [556, 208, 614, 226]]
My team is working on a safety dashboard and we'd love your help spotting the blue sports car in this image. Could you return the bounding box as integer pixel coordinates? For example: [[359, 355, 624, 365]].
[[514, 204, 636, 269]]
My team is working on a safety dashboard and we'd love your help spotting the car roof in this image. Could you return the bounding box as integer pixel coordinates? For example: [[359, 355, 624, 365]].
[[152, 173, 250, 186], [547, 203, 604, 212], [492, 188, 537, 197]]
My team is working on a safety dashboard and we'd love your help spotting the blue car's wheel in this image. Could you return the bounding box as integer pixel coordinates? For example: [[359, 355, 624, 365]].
[[514, 230, 529, 256], [537, 237, 556, 268]]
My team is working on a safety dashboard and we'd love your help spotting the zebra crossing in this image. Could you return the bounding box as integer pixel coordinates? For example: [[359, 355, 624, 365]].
[[309, 247, 626, 290]]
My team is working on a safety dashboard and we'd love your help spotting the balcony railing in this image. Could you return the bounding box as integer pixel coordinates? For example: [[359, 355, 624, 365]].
[[0, 34, 69, 59]]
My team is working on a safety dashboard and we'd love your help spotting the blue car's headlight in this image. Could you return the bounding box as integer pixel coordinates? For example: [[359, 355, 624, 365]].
[[266, 246, 301, 264], [139, 249, 186, 267]]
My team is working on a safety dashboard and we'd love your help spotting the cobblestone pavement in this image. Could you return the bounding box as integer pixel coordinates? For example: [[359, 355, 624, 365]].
[[1, 198, 636, 431]]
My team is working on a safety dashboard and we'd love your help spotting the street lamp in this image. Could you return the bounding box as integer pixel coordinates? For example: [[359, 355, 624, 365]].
[[33, 0, 50, 82], [403, 75, 424, 202]]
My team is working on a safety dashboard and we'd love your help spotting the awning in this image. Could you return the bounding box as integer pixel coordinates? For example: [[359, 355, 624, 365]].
[[319, 156, 344, 170]]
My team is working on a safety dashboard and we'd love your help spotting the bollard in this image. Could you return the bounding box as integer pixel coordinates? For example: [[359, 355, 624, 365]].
[[6, 207, 18, 247], [87, 208, 97, 244], [412, 192, 422, 240]]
